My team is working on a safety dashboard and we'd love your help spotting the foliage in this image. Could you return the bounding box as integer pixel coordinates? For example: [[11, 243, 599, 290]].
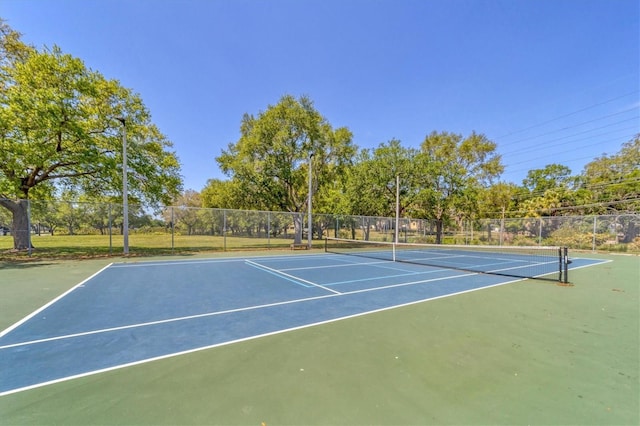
[[2, 17, 637, 252], [201, 179, 241, 209], [546, 225, 608, 250], [0, 20, 182, 250], [216, 94, 355, 243], [345, 139, 419, 217], [514, 136, 640, 216], [578, 134, 640, 214], [412, 131, 503, 243]]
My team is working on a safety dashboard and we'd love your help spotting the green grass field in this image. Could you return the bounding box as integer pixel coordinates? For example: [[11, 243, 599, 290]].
[[0, 234, 296, 259], [0, 251, 638, 425]]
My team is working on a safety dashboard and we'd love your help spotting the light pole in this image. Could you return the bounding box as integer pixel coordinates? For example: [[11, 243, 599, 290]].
[[116, 117, 129, 255], [307, 152, 314, 249], [395, 175, 400, 244]]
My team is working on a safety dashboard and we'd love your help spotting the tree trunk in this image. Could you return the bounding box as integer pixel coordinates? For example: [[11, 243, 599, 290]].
[[622, 218, 636, 244], [363, 217, 370, 241], [435, 218, 443, 244], [293, 213, 303, 244], [0, 199, 31, 250]]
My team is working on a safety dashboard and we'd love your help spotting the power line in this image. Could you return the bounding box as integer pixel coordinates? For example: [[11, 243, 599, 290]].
[[500, 124, 638, 159], [498, 106, 639, 148], [507, 177, 640, 201], [495, 90, 640, 140], [503, 131, 638, 171], [482, 198, 640, 216]]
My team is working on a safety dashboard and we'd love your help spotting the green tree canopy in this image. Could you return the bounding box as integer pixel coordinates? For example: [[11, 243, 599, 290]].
[[516, 164, 577, 216], [216, 94, 355, 243], [345, 139, 419, 217], [579, 134, 640, 214], [201, 179, 241, 209], [0, 20, 182, 249], [414, 131, 503, 243], [522, 164, 575, 195]]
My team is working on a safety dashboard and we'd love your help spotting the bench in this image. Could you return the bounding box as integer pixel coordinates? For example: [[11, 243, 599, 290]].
[[290, 243, 309, 250]]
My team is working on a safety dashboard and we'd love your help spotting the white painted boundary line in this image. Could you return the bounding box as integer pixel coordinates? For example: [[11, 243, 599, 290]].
[[108, 252, 324, 268], [109, 258, 246, 268], [0, 255, 612, 397], [0, 291, 336, 350], [0, 263, 114, 339], [0, 270, 497, 398], [1, 270, 475, 351], [244, 259, 341, 294], [570, 258, 613, 271]]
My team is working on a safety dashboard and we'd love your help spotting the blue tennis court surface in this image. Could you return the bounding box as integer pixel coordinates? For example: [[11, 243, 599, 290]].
[[0, 253, 607, 396]]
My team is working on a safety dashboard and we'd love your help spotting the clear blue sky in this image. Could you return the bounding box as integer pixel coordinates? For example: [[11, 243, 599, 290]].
[[2, 0, 639, 192]]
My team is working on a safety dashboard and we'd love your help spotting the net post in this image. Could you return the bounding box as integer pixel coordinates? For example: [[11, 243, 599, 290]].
[[558, 247, 563, 283], [563, 247, 569, 284]]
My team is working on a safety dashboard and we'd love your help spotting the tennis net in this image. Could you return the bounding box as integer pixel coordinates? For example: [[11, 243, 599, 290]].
[[324, 237, 569, 283]]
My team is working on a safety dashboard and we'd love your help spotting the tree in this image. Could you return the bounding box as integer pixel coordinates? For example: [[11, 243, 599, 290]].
[[580, 134, 640, 214], [201, 179, 242, 209], [216, 95, 355, 244], [168, 190, 202, 236], [517, 164, 580, 216], [414, 131, 503, 243], [339, 140, 421, 240], [0, 21, 182, 250], [522, 164, 575, 195], [479, 182, 519, 244], [348, 140, 419, 216]]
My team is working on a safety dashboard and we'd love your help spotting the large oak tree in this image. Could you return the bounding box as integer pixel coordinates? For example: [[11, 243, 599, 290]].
[[0, 21, 182, 250], [216, 94, 355, 244], [414, 131, 503, 243]]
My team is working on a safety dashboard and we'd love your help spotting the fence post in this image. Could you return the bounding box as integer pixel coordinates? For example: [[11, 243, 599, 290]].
[[592, 216, 597, 251], [267, 212, 271, 248], [538, 218, 543, 246], [223, 210, 227, 251], [171, 206, 175, 251], [27, 199, 32, 256], [108, 203, 113, 255]]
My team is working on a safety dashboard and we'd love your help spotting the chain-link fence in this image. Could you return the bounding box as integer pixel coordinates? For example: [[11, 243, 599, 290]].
[[1, 198, 638, 255]]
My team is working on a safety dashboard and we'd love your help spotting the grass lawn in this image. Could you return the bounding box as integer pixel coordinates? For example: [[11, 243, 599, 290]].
[[0, 234, 298, 259]]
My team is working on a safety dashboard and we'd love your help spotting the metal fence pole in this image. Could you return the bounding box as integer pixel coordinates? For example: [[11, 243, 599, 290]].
[[108, 203, 113, 255], [223, 210, 227, 251], [538, 218, 543, 246], [27, 199, 32, 256], [171, 206, 175, 251]]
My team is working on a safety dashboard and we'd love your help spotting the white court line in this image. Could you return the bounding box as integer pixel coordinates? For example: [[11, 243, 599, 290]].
[[0, 255, 606, 351], [281, 260, 429, 275], [0, 263, 113, 339], [0, 292, 333, 350], [486, 260, 559, 273], [244, 259, 341, 294], [0, 269, 508, 398], [0, 270, 476, 351], [109, 253, 323, 269], [569, 258, 613, 270], [109, 258, 246, 268], [1, 255, 608, 397]]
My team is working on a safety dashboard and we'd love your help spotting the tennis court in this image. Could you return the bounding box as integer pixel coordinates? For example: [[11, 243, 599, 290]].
[[0, 244, 605, 397]]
